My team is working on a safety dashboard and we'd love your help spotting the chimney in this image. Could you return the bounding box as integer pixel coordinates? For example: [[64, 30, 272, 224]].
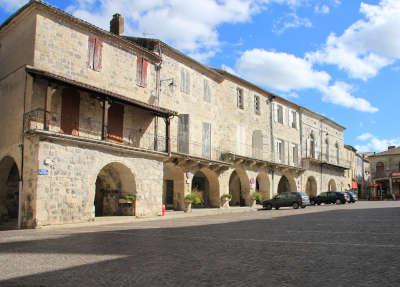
[[110, 14, 124, 35], [388, 146, 396, 150]]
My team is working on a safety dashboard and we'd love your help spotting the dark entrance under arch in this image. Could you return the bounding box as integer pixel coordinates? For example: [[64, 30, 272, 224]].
[[277, 175, 296, 194], [306, 176, 318, 197], [229, 170, 245, 206], [95, 163, 136, 217], [191, 171, 211, 208], [0, 157, 20, 229]]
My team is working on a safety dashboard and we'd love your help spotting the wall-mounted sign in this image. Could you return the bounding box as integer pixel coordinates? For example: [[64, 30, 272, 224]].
[[38, 169, 49, 175]]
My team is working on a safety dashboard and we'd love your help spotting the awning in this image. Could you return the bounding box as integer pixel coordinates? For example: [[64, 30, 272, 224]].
[[26, 66, 178, 118], [351, 181, 358, 189], [391, 172, 400, 178], [370, 183, 381, 188]]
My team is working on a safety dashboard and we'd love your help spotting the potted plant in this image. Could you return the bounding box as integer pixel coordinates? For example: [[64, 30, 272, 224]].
[[220, 193, 232, 208], [118, 194, 136, 216], [184, 192, 202, 213], [250, 192, 262, 207]]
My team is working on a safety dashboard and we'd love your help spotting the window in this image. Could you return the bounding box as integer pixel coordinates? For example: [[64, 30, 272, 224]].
[[88, 35, 103, 71], [202, 122, 211, 159], [254, 95, 260, 114], [136, 55, 148, 87], [309, 135, 315, 159], [335, 143, 340, 164], [107, 103, 124, 143], [325, 139, 330, 161], [252, 130, 263, 159], [290, 110, 297, 129], [277, 105, 284, 124], [276, 139, 285, 163], [237, 88, 244, 109], [178, 114, 190, 154], [376, 162, 384, 177], [203, 79, 211, 102], [292, 144, 298, 166], [180, 68, 190, 94]]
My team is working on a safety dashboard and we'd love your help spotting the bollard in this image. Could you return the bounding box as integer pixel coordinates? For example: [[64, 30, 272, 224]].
[[162, 204, 166, 216]]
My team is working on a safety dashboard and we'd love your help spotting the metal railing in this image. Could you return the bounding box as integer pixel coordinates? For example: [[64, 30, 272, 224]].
[[24, 108, 167, 153], [303, 153, 350, 168]]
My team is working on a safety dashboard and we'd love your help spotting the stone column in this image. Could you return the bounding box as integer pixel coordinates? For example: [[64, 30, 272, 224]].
[[101, 98, 110, 140]]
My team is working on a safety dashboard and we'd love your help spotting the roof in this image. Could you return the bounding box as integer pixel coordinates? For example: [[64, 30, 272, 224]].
[[26, 66, 177, 117], [0, 0, 160, 63], [369, 147, 400, 157], [344, 144, 357, 152], [125, 37, 224, 83], [213, 68, 346, 131]]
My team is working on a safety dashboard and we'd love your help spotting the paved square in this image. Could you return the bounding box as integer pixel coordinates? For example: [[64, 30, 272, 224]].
[[1, 201, 400, 287]]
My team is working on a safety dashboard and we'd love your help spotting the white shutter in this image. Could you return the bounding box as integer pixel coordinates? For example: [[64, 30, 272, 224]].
[[282, 108, 287, 126], [289, 110, 293, 128], [296, 112, 299, 129], [186, 71, 190, 94], [289, 143, 293, 165], [315, 139, 319, 159], [306, 138, 310, 158], [274, 140, 278, 162], [273, 103, 278, 122]]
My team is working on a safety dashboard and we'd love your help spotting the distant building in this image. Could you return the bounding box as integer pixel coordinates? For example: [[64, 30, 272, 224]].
[[344, 145, 370, 198], [367, 146, 400, 199]]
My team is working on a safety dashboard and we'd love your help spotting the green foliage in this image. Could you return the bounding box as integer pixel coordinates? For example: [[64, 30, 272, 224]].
[[384, 193, 394, 200], [251, 192, 262, 203], [185, 192, 202, 205], [221, 193, 232, 200]]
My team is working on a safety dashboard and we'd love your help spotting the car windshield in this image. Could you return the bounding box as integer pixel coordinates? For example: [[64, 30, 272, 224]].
[[298, 192, 307, 196]]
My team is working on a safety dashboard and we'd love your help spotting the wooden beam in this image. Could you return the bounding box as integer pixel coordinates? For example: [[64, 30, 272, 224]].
[[101, 98, 110, 140]]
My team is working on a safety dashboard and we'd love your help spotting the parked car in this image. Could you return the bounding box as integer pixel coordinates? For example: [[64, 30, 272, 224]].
[[345, 191, 358, 203], [311, 191, 348, 205], [262, 192, 309, 210]]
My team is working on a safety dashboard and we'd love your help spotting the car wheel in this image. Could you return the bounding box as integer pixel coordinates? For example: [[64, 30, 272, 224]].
[[265, 204, 272, 210], [310, 200, 315, 205], [335, 199, 342, 204], [275, 206, 280, 210], [292, 202, 299, 209]]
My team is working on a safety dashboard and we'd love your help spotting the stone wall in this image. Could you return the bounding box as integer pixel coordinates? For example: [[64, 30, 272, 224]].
[[35, 139, 164, 226]]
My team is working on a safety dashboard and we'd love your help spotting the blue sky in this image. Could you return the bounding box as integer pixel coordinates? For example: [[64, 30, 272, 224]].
[[0, 0, 398, 152]]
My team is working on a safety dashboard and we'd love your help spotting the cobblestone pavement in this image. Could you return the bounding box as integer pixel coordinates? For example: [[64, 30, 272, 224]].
[[1, 201, 400, 287]]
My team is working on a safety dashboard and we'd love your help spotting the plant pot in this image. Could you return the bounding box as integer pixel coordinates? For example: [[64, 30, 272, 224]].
[[221, 198, 230, 208], [250, 199, 257, 208], [184, 201, 192, 213]]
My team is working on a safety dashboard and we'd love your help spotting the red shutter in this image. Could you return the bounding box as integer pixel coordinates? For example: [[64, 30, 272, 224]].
[[88, 35, 95, 69], [136, 55, 143, 86], [107, 103, 124, 143], [94, 38, 103, 71], [142, 59, 148, 87]]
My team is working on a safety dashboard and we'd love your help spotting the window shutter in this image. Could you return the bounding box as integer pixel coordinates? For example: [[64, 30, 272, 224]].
[[180, 69, 185, 93], [202, 123, 211, 159], [178, 114, 189, 154], [136, 55, 143, 86], [289, 110, 293, 128], [273, 103, 278, 122], [306, 138, 310, 158], [186, 71, 190, 94], [88, 35, 96, 69], [93, 38, 103, 71], [315, 140, 320, 159], [142, 59, 148, 87]]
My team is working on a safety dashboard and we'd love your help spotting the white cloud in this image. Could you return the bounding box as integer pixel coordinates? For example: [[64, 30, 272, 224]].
[[273, 12, 312, 34], [355, 133, 400, 152], [234, 48, 378, 113], [320, 81, 378, 113], [314, 4, 330, 15], [307, 0, 400, 80], [0, 0, 27, 12], [236, 49, 330, 91]]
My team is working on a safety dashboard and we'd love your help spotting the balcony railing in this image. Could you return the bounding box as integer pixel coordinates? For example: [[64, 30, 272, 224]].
[[303, 153, 350, 169], [24, 108, 167, 153]]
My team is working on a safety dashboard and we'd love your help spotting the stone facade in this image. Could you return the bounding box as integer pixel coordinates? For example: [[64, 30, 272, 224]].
[[0, 1, 350, 228]]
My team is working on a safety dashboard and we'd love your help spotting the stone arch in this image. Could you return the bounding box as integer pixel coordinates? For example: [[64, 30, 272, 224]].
[[191, 168, 220, 208], [94, 162, 136, 216], [163, 163, 185, 211], [305, 176, 318, 197], [256, 172, 270, 201], [229, 168, 249, 206], [277, 174, 297, 194], [328, 179, 337, 192], [0, 156, 20, 228]]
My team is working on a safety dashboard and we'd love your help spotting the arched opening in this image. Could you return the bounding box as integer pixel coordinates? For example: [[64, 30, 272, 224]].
[[95, 162, 136, 217], [191, 169, 219, 208], [256, 172, 270, 201], [163, 163, 185, 211], [328, 179, 337, 192], [277, 175, 297, 194], [229, 170, 248, 206], [0, 156, 20, 229], [306, 176, 317, 197]]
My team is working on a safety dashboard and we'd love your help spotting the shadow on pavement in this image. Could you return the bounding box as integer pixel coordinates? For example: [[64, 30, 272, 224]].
[[1, 207, 400, 287]]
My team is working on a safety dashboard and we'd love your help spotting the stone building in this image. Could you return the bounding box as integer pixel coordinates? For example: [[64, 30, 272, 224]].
[[344, 145, 371, 198], [0, 1, 349, 228], [368, 146, 400, 198]]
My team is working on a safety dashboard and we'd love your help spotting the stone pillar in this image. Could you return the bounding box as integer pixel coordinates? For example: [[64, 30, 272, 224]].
[[101, 99, 110, 140]]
